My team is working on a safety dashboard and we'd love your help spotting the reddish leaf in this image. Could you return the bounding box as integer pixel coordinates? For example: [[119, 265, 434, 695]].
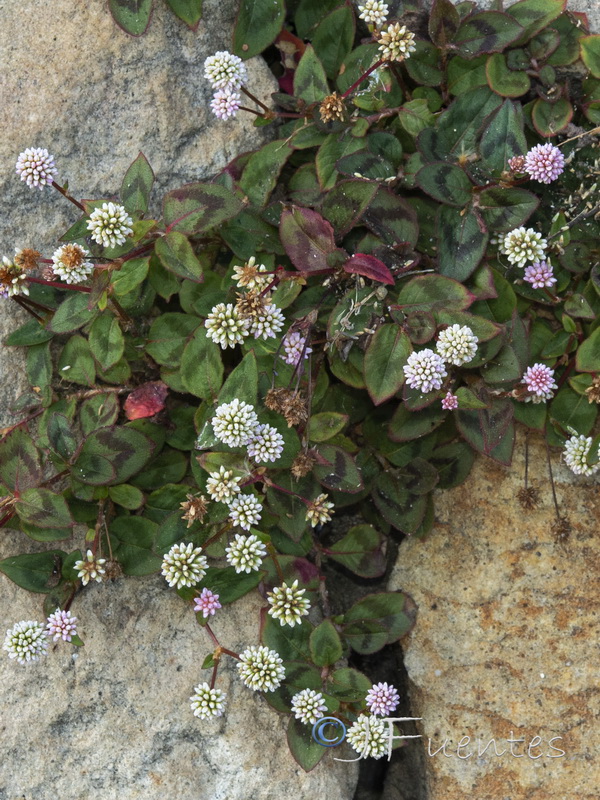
[[279, 206, 337, 273], [124, 381, 168, 420], [343, 254, 395, 285]]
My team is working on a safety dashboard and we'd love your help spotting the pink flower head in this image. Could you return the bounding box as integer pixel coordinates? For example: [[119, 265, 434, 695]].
[[523, 260, 556, 289], [281, 332, 312, 366], [508, 155, 526, 173], [15, 147, 57, 189], [194, 588, 222, 618], [366, 682, 400, 716], [524, 143, 565, 184], [521, 363, 557, 402], [210, 89, 241, 121], [46, 609, 77, 642], [441, 392, 458, 410]]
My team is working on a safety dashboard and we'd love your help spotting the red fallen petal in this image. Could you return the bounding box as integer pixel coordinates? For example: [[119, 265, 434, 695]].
[[124, 381, 168, 420]]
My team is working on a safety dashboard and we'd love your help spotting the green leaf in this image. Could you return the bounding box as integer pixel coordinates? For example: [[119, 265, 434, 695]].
[[448, 54, 488, 95], [233, 0, 285, 59], [110, 516, 161, 575], [74, 426, 154, 486], [120, 151, 154, 215], [429, 0, 460, 47], [396, 274, 473, 312], [431, 442, 476, 489], [532, 97, 573, 136], [294, 0, 341, 38], [57, 335, 96, 387], [363, 324, 411, 405], [437, 205, 488, 280], [0, 550, 67, 593], [79, 393, 120, 435], [329, 666, 372, 701], [287, 717, 326, 772], [456, 398, 515, 463], [262, 614, 312, 661], [130, 447, 187, 490], [363, 187, 419, 247], [550, 385, 597, 435], [4, 319, 53, 347], [325, 525, 386, 579], [146, 312, 202, 366], [26, 341, 52, 391], [316, 134, 363, 190], [240, 140, 293, 208], [164, 0, 202, 28], [453, 11, 524, 58], [308, 412, 349, 443], [486, 53, 530, 97], [193, 565, 263, 605], [309, 620, 343, 666], [0, 428, 41, 492], [88, 314, 125, 370], [111, 256, 150, 296], [312, 5, 354, 80], [313, 444, 364, 493], [341, 591, 416, 654], [320, 179, 379, 237], [478, 186, 539, 232], [108, 484, 145, 509], [217, 350, 258, 406], [294, 45, 329, 104], [15, 488, 74, 530], [154, 232, 203, 282], [47, 414, 77, 460], [580, 35, 600, 78], [455, 386, 488, 409], [48, 292, 96, 334], [415, 162, 472, 207], [508, 0, 567, 45], [372, 471, 428, 534], [108, 0, 153, 36], [180, 327, 224, 400], [389, 403, 446, 442], [404, 41, 443, 87], [576, 327, 600, 372], [163, 182, 243, 235]]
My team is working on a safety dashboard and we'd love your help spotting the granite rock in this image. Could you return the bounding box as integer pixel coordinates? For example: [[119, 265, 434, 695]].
[[387, 433, 600, 800]]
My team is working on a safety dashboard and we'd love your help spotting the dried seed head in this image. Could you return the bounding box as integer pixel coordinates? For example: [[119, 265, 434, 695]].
[[319, 93, 346, 124], [551, 516, 571, 544], [236, 290, 268, 318], [103, 559, 123, 581], [13, 248, 41, 272], [585, 376, 600, 404], [291, 450, 318, 479], [180, 494, 209, 528], [282, 392, 308, 427], [516, 487, 540, 511], [265, 387, 292, 414]]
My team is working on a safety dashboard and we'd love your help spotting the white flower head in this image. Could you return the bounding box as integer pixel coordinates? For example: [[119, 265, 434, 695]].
[[225, 533, 267, 573], [436, 324, 478, 366], [377, 24, 416, 62], [563, 434, 600, 476], [267, 580, 311, 627], [403, 348, 447, 393], [249, 302, 285, 340], [3, 620, 48, 664], [190, 682, 226, 719], [211, 399, 259, 447], [46, 609, 78, 642], [51, 244, 94, 284], [247, 424, 284, 463], [291, 689, 328, 725], [233, 257, 271, 290], [237, 645, 285, 691], [15, 147, 57, 189], [87, 202, 133, 249], [305, 494, 335, 528], [0, 256, 29, 298], [205, 303, 250, 349], [206, 465, 242, 503], [347, 715, 388, 759], [204, 51, 248, 91], [74, 549, 106, 586], [228, 493, 263, 531], [500, 227, 547, 268], [358, 0, 389, 27], [161, 542, 208, 589]]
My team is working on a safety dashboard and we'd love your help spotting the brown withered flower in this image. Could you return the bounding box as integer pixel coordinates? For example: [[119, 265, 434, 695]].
[[516, 487, 541, 510], [236, 290, 268, 319], [282, 392, 308, 427], [265, 387, 291, 414], [291, 450, 318, 479], [103, 559, 124, 581], [180, 494, 208, 528], [551, 516, 571, 545], [14, 248, 41, 272], [585, 375, 600, 404], [319, 92, 346, 124]]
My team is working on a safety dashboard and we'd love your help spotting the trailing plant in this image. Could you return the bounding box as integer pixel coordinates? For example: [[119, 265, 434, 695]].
[[2, 0, 600, 770]]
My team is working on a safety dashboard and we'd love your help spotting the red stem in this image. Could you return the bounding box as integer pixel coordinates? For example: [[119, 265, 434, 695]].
[[342, 59, 384, 99], [27, 276, 91, 293]]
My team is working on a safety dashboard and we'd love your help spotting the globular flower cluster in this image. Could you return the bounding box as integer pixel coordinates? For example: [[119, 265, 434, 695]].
[[267, 580, 311, 627], [228, 493, 263, 531], [521, 363, 557, 403], [3, 620, 48, 664], [358, 0, 388, 27], [281, 331, 312, 367], [194, 588, 222, 618], [347, 715, 388, 759], [377, 23, 416, 62], [291, 689, 328, 724], [211, 399, 259, 447], [206, 465, 242, 503], [524, 143, 565, 184], [366, 682, 399, 716], [225, 533, 267, 573], [237, 645, 286, 692], [232, 257, 271, 290], [563, 434, 600, 476], [190, 682, 226, 719], [87, 202, 133, 249], [0, 256, 29, 298], [46, 609, 78, 642], [403, 349, 447, 393], [248, 302, 285, 340], [161, 542, 208, 589], [205, 51, 247, 121], [441, 392, 458, 410], [305, 493, 335, 527], [246, 424, 285, 463], [51, 244, 94, 284], [15, 147, 57, 189], [523, 260, 556, 289], [204, 303, 250, 349], [500, 227, 547, 268], [74, 549, 106, 586], [436, 325, 478, 367]]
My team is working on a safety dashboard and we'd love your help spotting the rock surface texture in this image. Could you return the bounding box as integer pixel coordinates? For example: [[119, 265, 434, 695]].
[[0, 0, 277, 428], [388, 434, 600, 800], [0, 537, 357, 800]]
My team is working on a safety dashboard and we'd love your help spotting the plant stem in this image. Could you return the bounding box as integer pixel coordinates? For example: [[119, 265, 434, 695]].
[[27, 276, 91, 293], [240, 86, 270, 113], [342, 59, 384, 99], [240, 105, 265, 118], [12, 296, 43, 321], [51, 181, 86, 212], [267, 543, 285, 583]]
